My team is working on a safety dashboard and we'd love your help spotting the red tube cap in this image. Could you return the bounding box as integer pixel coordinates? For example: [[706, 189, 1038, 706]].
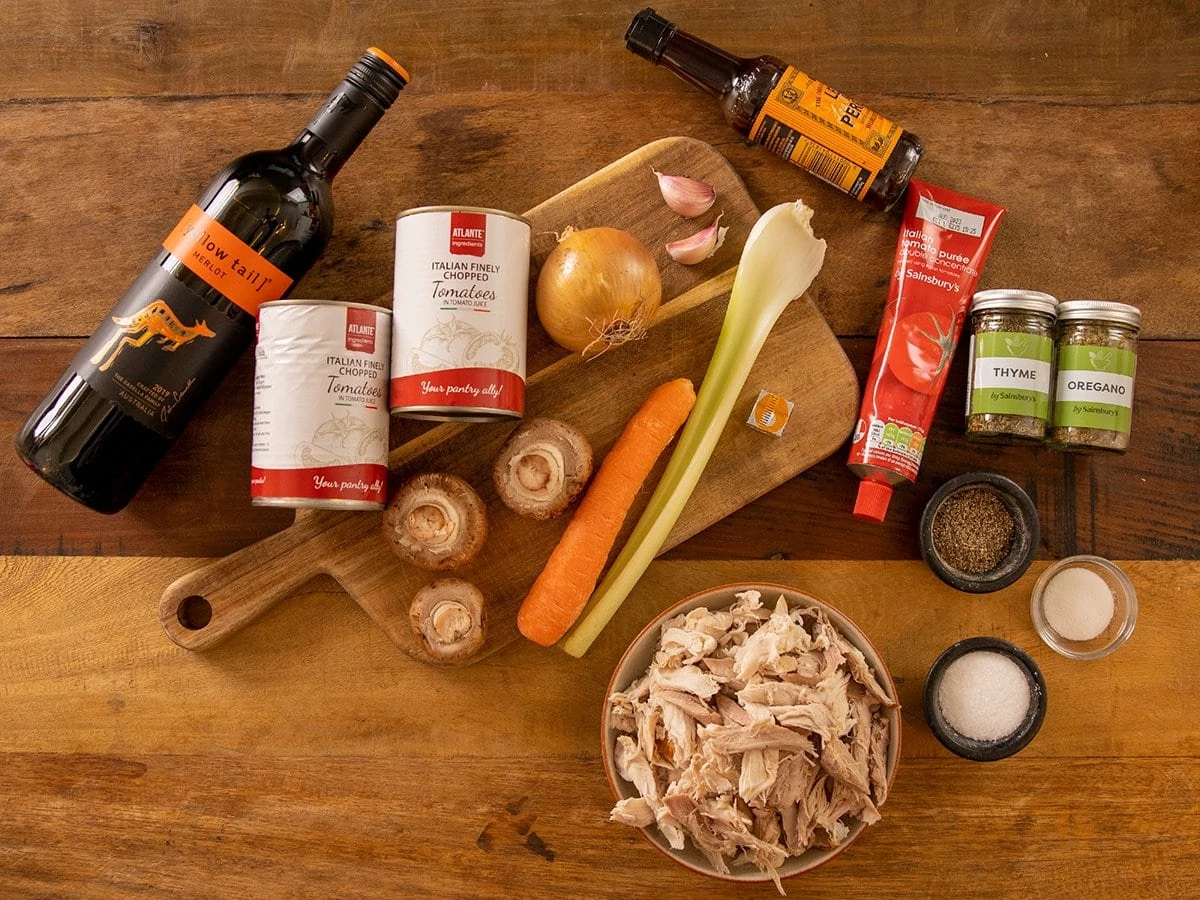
[[854, 479, 893, 523]]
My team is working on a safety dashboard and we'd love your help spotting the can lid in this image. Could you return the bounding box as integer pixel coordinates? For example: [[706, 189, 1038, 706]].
[[1056, 299, 1142, 330], [971, 289, 1059, 317], [853, 479, 893, 523]]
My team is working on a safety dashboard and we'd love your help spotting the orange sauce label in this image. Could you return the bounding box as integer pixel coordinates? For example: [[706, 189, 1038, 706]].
[[163, 205, 292, 317], [749, 67, 904, 200]]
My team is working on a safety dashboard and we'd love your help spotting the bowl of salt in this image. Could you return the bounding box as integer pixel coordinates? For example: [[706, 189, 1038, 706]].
[[1030, 555, 1137, 660], [923, 637, 1047, 762]]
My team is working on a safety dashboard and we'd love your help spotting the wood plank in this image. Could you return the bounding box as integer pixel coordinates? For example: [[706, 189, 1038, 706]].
[[4, 338, 1197, 561], [2, 557, 1196, 759], [1, 94, 1198, 341], [0, 754, 1195, 896], [0, 1, 1195, 101]]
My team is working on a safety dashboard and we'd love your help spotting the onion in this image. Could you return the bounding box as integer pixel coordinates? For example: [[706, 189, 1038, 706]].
[[535, 227, 663, 357]]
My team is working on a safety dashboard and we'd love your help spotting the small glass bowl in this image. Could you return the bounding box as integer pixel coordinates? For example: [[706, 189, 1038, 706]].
[[1030, 555, 1137, 660]]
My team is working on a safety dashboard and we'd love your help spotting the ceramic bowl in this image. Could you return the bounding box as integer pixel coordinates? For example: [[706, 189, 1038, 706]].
[[600, 582, 901, 886], [923, 636, 1047, 762], [1030, 555, 1137, 660], [919, 472, 1040, 593]]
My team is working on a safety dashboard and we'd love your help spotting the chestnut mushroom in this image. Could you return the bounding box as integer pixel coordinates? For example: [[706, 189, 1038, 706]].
[[492, 418, 594, 520], [383, 472, 488, 570], [409, 577, 487, 663]]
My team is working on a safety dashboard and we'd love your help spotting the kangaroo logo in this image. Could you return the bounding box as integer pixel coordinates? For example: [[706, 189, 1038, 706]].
[[90, 299, 216, 373]]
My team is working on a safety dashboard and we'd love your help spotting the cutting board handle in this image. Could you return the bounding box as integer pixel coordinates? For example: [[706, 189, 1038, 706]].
[[160, 516, 327, 651]]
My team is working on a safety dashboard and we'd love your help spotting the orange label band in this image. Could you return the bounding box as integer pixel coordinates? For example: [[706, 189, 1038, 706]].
[[750, 67, 904, 200], [163, 205, 293, 317]]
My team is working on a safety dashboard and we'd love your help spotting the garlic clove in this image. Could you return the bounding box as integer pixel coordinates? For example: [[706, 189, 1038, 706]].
[[653, 169, 717, 217], [665, 215, 728, 265]]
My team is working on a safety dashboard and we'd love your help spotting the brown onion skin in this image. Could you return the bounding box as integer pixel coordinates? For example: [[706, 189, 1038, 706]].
[[535, 227, 662, 355]]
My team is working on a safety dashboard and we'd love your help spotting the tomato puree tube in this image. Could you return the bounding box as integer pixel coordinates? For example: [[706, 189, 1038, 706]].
[[848, 180, 1006, 521]]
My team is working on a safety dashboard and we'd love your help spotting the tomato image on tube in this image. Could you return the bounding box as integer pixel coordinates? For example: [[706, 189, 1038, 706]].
[[848, 180, 1006, 522]]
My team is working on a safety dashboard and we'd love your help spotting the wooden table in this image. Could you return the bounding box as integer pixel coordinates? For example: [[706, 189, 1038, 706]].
[[2, 2, 1197, 895]]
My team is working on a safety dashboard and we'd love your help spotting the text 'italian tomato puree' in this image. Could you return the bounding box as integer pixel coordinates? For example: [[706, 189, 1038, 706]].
[[390, 206, 531, 422], [251, 300, 391, 509], [848, 181, 1007, 522]]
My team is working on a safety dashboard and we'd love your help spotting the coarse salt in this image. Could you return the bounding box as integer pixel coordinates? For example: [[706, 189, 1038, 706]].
[[1042, 566, 1115, 642], [937, 650, 1031, 742]]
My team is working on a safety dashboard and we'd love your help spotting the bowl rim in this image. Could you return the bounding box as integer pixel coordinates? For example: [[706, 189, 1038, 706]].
[[1030, 554, 1138, 660], [600, 580, 902, 885]]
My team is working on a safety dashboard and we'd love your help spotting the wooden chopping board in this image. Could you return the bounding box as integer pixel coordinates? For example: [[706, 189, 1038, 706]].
[[160, 137, 860, 663]]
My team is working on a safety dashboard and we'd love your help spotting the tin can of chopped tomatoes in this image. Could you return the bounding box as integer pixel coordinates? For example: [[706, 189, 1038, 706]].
[[390, 206, 531, 422], [251, 299, 391, 509]]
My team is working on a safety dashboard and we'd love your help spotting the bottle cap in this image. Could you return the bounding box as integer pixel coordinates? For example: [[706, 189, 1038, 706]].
[[625, 8, 676, 62], [348, 48, 410, 109], [854, 479, 893, 523]]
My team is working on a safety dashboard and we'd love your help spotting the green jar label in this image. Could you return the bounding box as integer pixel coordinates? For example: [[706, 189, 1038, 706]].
[[969, 331, 1053, 418], [1052, 344, 1136, 433]]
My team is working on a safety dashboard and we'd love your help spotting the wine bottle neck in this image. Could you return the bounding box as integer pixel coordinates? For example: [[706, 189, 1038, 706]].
[[292, 50, 409, 177], [293, 81, 387, 177]]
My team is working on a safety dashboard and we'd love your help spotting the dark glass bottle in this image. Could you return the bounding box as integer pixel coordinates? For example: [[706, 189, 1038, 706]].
[[15, 48, 409, 513], [626, 8, 923, 211]]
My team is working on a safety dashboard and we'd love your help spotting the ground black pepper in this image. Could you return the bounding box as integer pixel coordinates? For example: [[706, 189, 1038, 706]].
[[930, 487, 1016, 575]]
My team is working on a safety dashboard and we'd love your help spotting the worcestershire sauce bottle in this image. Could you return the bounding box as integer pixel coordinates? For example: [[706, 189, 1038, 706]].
[[626, 9, 923, 211], [15, 48, 409, 513]]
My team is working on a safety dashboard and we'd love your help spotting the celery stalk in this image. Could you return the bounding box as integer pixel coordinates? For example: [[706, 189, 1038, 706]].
[[561, 202, 827, 657]]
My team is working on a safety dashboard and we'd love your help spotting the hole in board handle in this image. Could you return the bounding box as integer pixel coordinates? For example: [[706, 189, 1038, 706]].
[[178, 595, 213, 630]]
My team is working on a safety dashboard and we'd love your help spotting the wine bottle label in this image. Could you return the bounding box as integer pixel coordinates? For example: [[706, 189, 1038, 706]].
[[749, 67, 904, 201], [163, 205, 293, 317], [75, 264, 251, 439]]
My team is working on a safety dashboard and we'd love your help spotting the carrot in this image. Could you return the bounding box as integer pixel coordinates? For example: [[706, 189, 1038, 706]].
[[517, 377, 697, 647]]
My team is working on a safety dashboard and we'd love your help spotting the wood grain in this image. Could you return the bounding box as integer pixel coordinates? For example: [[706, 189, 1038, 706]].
[[6, 557, 1197, 759], [0, 1, 1195, 102], [5, 338, 1197, 562], [2, 95, 1198, 341], [2, 2, 1198, 894], [158, 137, 859, 660], [1, 555, 1197, 894]]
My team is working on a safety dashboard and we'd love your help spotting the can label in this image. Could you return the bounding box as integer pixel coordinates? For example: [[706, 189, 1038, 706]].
[[390, 208, 530, 420], [251, 301, 391, 508]]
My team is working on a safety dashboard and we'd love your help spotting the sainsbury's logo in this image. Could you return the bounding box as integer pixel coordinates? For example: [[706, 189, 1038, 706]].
[[345, 307, 377, 353], [450, 211, 487, 256]]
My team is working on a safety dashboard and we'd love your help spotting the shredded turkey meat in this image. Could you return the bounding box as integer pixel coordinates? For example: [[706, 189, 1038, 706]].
[[607, 590, 896, 894]]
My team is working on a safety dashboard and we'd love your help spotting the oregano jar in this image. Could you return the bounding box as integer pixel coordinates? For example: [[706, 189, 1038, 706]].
[[965, 290, 1059, 443], [1048, 300, 1141, 453]]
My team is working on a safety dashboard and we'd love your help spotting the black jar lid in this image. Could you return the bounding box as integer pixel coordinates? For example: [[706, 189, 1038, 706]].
[[919, 472, 1039, 593], [924, 636, 1048, 762]]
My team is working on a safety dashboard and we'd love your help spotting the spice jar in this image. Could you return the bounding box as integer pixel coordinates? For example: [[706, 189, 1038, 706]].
[[965, 289, 1058, 443], [1048, 300, 1141, 453]]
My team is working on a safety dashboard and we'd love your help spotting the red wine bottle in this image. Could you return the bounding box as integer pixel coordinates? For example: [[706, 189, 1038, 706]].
[[15, 48, 409, 513]]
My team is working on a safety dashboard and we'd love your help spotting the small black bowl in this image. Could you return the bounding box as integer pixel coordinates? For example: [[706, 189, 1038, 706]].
[[919, 472, 1039, 593], [923, 636, 1047, 762]]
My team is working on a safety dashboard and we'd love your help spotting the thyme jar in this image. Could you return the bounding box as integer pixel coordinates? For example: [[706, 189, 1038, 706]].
[[965, 290, 1059, 442], [1049, 300, 1141, 453]]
